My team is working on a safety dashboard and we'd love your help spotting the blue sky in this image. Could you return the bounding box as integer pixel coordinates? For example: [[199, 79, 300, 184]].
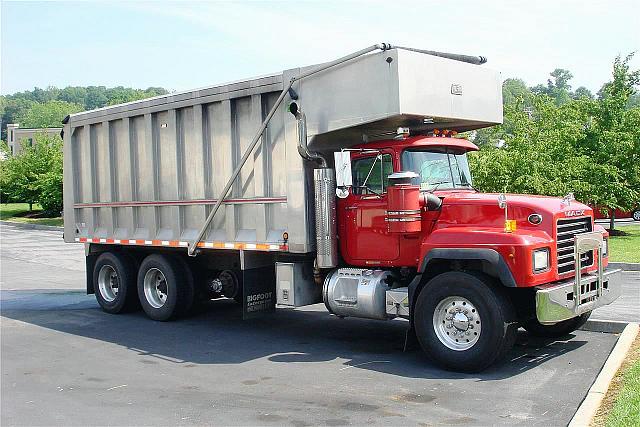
[[1, 0, 638, 95]]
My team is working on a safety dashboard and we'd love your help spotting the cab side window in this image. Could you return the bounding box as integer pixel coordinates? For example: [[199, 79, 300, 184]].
[[351, 154, 393, 195]]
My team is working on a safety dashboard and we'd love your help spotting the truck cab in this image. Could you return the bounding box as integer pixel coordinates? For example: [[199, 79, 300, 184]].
[[325, 130, 620, 371]]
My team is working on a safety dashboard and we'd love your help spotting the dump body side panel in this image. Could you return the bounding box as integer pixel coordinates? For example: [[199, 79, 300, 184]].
[[64, 77, 314, 253]]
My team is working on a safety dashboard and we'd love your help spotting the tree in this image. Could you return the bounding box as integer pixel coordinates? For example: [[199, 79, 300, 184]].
[[57, 86, 88, 106], [85, 86, 109, 110], [0, 133, 64, 214], [471, 79, 534, 146], [502, 78, 533, 106], [469, 54, 639, 232], [1, 143, 41, 210], [531, 68, 574, 105], [582, 53, 640, 230], [573, 86, 594, 99], [34, 134, 64, 215], [0, 97, 35, 140], [17, 100, 83, 128], [469, 94, 594, 199], [105, 86, 168, 106]]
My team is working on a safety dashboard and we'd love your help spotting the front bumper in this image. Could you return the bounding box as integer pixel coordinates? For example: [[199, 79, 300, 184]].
[[535, 267, 622, 324]]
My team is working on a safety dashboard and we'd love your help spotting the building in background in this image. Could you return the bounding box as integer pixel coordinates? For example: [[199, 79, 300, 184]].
[[7, 123, 62, 156]]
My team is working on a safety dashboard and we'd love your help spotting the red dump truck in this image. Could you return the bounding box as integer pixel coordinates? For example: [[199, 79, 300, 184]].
[[63, 44, 621, 372]]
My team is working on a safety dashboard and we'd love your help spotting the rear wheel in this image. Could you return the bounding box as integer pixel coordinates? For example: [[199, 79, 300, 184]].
[[137, 254, 194, 321], [414, 271, 517, 372], [523, 312, 591, 338], [93, 252, 138, 314], [632, 209, 640, 221]]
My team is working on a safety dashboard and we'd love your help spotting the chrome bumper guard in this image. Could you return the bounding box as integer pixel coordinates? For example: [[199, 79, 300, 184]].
[[536, 232, 622, 324]]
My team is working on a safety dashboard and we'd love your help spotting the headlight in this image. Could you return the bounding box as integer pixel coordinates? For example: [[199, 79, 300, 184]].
[[533, 248, 550, 273], [602, 239, 608, 257]]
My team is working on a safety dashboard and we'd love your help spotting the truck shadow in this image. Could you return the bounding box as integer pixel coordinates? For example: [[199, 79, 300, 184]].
[[0, 289, 589, 380]]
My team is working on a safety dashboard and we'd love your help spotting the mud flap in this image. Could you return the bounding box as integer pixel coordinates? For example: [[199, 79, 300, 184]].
[[240, 251, 276, 320], [404, 327, 419, 351]]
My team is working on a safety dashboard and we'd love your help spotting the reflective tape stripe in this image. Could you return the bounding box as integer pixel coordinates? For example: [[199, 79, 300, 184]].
[[73, 236, 287, 251]]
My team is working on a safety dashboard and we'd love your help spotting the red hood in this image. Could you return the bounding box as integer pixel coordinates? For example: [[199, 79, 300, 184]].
[[427, 191, 604, 286], [438, 191, 591, 214], [433, 190, 593, 231]]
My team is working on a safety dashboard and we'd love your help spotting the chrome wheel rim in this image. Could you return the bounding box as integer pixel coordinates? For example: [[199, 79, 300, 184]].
[[143, 268, 168, 309], [633, 211, 640, 221], [97, 265, 119, 302], [433, 296, 482, 351]]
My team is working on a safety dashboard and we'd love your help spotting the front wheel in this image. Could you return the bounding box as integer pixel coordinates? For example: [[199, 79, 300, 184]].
[[413, 271, 518, 372], [632, 209, 640, 221], [523, 312, 591, 338]]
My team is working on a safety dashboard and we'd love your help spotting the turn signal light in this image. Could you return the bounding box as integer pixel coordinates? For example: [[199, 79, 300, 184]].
[[504, 219, 517, 233]]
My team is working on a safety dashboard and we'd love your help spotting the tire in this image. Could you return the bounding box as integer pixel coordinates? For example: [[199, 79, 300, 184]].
[[93, 251, 138, 314], [523, 312, 591, 338], [632, 209, 640, 221], [413, 271, 518, 373], [137, 254, 194, 321]]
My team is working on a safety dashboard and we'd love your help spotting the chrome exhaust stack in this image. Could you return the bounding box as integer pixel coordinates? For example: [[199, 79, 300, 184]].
[[313, 168, 338, 268], [290, 102, 337, 269]]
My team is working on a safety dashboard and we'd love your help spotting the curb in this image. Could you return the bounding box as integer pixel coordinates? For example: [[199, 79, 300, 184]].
[[568, 322, 639, 427], [609, 262, 640, 272], [0, 220, 63, 232], [581, 319, 629, 334]]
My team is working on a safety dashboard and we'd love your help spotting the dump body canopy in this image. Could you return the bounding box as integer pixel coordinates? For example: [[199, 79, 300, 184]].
[[63, 47, 502, 254], [297, 48, 503, 150]]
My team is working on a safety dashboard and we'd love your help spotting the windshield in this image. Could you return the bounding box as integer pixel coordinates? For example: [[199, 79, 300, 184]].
[[401, 148, 473, 191]]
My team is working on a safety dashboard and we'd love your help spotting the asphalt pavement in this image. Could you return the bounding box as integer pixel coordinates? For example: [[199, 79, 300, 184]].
[[1, 224, 637, 426]]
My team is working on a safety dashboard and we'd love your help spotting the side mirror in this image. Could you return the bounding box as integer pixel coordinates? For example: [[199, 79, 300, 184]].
[[334, 151, 352, 198], [497, 194, 507, 209], [334, 151, 352, 187]]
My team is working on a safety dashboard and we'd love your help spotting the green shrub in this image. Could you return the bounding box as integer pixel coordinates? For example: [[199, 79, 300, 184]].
[[0, 133, 63, 216]]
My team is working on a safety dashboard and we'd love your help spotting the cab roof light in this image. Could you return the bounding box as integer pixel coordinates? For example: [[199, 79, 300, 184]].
[[432, 129, 459, 137], [396, 127, 410, 139]]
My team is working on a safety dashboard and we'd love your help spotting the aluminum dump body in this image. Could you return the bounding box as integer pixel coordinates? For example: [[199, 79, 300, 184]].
[[63, 47, 502, 253]]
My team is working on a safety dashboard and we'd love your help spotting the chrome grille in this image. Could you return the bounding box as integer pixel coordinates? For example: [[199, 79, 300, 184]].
[[556, 217, 593, 274]]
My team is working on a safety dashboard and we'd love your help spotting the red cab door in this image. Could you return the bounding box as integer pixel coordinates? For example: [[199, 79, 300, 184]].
[[338, 153, 399, 263]]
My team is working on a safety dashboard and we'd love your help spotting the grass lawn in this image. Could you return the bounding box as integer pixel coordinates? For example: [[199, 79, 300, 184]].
[[593, 334, 640, 427], [608, 225, 640, 263], [0, 203, 63, 227]]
